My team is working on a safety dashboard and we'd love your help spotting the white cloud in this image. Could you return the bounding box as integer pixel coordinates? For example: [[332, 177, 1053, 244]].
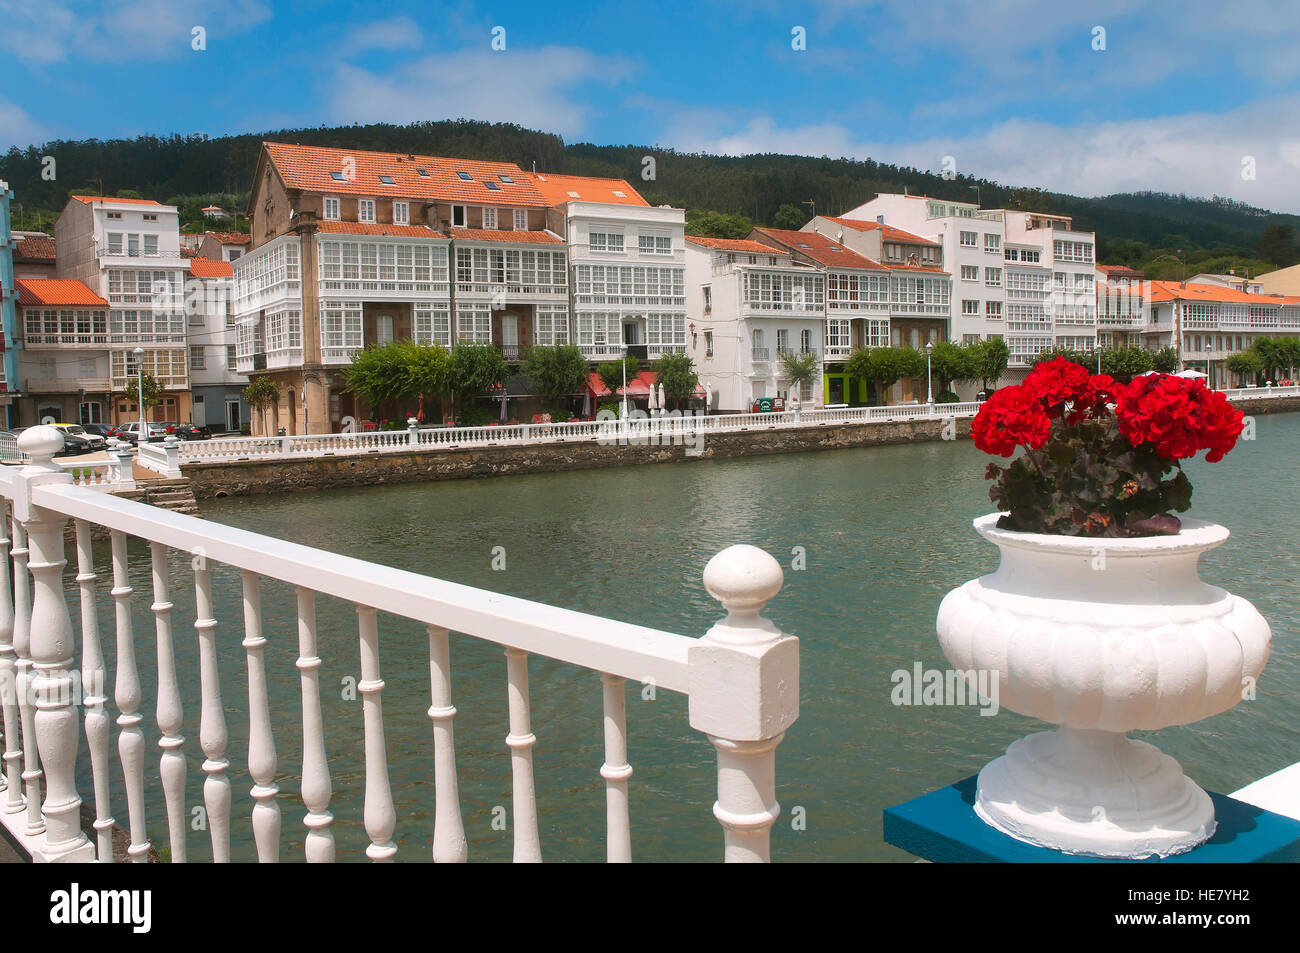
[[656, 94, 1300, 213], [341, 16, 424, 57], [0, 99, 51, 151], [0, 0, 271, 64], [324, 47, 639, 138]]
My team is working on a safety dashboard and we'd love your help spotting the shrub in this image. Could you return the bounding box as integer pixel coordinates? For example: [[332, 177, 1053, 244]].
[[936, 390, 960, 403], [457, 405, 495, 427]]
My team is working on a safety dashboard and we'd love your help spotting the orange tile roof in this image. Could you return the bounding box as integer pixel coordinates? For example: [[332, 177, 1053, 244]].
[[820, 216, 940, 246], [752, 227, 886, 270], [189, 257, 234, 278], [205, 231, 251, 245], [15, 278, 109, 307], [70, 195, 162, 206], [449, 228, 562, 244], [180, 247, 199, 258], [263, 142, 550, 208], [315, 221, 448, 238], [14, 236, 55, 260], [527, 172, 649, 207], [1096, 264, 1144, 278], [686, 235, 783, 255], [1147, 281, 1277, 304]]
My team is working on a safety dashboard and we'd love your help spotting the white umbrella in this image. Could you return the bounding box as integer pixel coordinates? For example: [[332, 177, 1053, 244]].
[[500, 391, 508, 422], [1174, 369, 1207, 379], [1136, 370, 1161, 376], [581, 387, 591, 418], [658, 382, 667, 411], [648, 381, 658, 411]]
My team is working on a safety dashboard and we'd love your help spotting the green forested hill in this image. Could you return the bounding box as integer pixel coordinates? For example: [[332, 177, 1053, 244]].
[[3, 118, 1297, 275]]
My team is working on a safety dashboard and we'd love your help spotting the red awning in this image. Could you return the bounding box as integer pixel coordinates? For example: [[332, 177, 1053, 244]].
[[585, 370, 705, 398]]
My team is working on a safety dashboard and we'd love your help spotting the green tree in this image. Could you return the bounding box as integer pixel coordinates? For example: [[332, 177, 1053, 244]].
[[241, 378, 279, 433], [1032, 345, 1094, 368], [1225, 350, 1264, 386], [450, 343, 508, 414], [1151, 346, 1180, 373], [122, 372, 163, 410], [928, 341, 980, 395], [779, 351, 820, 403], [1099, 345, 1154, 382], [399, 340, 452, 421], [655, 352, 699, 410], [523, 344, 588, 412], [596, 356, 639, 402], [975, 337, 1010, 393], [685, 209, 753, 239], [1255, 224, 1299, 268], [770, 203, 807, 230], [846, 346, 924, 405], [342, 342, 413, 411]]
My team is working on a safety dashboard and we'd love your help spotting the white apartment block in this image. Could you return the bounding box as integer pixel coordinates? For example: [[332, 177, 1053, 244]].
[[20, 195, 191, 426], [685, 236, 825, 412], [188, 256, 248, 432]]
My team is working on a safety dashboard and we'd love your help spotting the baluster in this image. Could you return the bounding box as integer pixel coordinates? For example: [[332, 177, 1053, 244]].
[[151, 541, 187, 862], [600, 672, 632, 863], [75, 520, 115, 861], [504, 647, 541, 862], [0, 506, 23, 815], [296, 589, 333, 861], [426, 626, 466, 862], [192, 556, 230, 861], [111, 531, 151, 861], [241, 571, 279, 861], [689, 546, 800, 863], [16, 431, 93, 859], [357, 606, 396, 861], [10, 516, 42, 837]]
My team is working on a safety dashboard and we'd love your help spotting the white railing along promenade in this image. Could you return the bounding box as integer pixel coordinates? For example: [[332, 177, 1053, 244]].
[[156, 402, 985, 469], [0, 426, 799, 863]]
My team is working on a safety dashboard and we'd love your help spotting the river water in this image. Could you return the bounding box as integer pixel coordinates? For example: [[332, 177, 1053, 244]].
[[68, 412, 1299, 862]]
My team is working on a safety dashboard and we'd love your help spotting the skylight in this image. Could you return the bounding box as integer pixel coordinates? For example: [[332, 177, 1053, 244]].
[[499, 174, 514, 183], [379, 174, 395, 184], [456, 171, 472, 180], [330, 171, 347, 181], [566, 191, 580, 198], [417, 168, 429, 176], [612, 190, 626, 197], [485, 181, 501, 190]]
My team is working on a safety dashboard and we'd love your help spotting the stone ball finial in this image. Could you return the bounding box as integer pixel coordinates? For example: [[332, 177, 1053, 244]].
[[703, 545, 783, 618], [18, 425, 64, 465]]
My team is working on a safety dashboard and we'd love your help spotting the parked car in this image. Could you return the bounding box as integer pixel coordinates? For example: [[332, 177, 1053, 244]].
[[49, 423, 107, 455], [166, 422, 209, 440], [116, 421, 167, 446], [80, 423, 118, 440]]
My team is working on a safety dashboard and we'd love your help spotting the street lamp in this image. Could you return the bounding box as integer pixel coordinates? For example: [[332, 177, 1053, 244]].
[[925, 339, 934, 406], [1205, 340, 1213, 390], [133, 346, 145, 433]]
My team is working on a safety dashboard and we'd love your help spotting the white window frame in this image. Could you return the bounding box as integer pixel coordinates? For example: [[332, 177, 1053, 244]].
[[482, 207, 498, 229], [392, 201, 409, 225], [358, 199, 376, 223], [451, 205, 466, 228], [513, 208, 527, 231], [323, 196, 340, 220]]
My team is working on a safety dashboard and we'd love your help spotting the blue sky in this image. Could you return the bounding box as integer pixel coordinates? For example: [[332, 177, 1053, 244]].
[[5, 0, 1300, 210]]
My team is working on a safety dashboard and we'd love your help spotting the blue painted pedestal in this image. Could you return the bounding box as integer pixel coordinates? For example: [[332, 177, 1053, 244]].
[[884, 775, 1300, 862]]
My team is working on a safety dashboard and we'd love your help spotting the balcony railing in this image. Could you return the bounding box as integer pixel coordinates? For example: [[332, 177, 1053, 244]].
[[751, 347, 770, 362], [776, 348, 819, 360], [0, 428, 801, 863], [25, 332, 185, 347], [579, 343, 627, 359]]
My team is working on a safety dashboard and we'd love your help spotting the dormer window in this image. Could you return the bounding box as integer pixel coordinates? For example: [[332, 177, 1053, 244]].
[[323, 196, 340, 220]]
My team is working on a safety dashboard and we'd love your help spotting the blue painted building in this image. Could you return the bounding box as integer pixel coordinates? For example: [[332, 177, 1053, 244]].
[[0, 180, 17, 428]]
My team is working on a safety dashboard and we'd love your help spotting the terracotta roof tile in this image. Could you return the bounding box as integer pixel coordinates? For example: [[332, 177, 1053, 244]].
[[204, 231, 251, 245], [315, 221, 448, 238], [820, 216, 940, 246], [752, 227, 886, 270], [1147, 281, 1275, 304], [527, 172, 649, 207], [449, 228, 562, 244], [15, 278, 109, 307], [189, 257, 234, 278], [14, 236, 55, 260], [70, 195, 162, 206], [263, 142, 550, 208], [686, 235, 783, 255]]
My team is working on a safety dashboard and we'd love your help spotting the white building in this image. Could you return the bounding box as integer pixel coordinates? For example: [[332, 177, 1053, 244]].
[[187, 256, 248, 432], [685, 236, 825, 412], [23, 195, 191, 425], [531, 173, 688, 363]]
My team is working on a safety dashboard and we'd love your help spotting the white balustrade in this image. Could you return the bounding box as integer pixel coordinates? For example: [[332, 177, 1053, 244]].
[[74, 520, 115, 861], [0, 426, 801, 863], [0, 507, 23, 816]]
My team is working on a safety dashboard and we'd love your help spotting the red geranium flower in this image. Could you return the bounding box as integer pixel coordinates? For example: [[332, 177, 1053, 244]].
[[1115, 374, 1243, 461], [971, 385, 1051, 457], [1024, 357, 1093, 417]]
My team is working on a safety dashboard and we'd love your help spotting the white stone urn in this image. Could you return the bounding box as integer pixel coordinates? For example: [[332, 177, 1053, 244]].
[[937, 513, 1271, 858]]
